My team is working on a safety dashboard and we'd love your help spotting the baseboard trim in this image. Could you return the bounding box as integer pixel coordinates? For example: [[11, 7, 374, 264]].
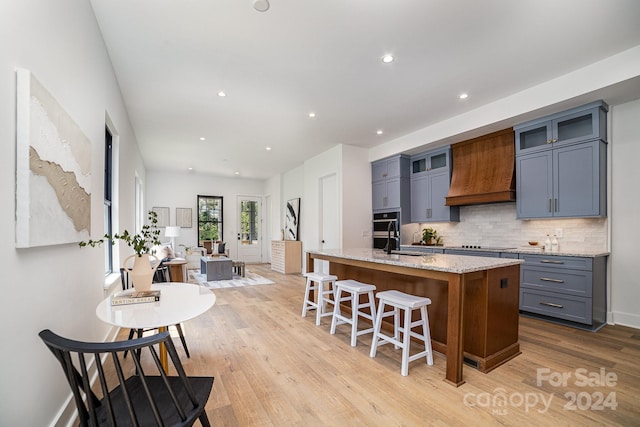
[[611, 311, 640, 330]]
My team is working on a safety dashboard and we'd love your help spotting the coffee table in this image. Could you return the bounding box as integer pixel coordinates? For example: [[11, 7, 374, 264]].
[[200, 256, 233, 281]]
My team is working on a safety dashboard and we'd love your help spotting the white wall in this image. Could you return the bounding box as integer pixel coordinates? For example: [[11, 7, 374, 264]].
[[341, 145, 372, 248], [146, 171, 266, 260], [264, 174, 282, 261], [610, 99, 640, 328], [0, 1, 145, 425], [301, 146, 341, 268]]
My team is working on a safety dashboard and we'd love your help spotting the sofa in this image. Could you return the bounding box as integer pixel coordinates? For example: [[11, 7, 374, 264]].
[[185, 247, 207, 270]]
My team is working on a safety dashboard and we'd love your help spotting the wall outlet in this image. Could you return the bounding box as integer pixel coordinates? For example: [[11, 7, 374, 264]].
[[555, 228, 563, 238]]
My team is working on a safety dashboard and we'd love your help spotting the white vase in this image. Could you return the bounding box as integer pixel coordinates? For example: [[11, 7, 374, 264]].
[[123, 253, 159, 292]]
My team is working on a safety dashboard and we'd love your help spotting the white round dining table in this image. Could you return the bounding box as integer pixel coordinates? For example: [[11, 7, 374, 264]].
[[96, 282, 215, 370]]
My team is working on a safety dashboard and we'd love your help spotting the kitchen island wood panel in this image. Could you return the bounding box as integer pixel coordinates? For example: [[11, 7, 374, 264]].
[[306, 249, 523, 386]]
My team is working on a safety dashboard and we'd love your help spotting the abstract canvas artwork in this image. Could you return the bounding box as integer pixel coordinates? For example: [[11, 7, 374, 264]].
[[284, 198, 300, 241], [16, 69, 92, 248]]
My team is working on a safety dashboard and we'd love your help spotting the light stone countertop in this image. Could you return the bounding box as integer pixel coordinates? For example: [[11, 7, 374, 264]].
[[400, 245, 609, 258], [307, 248, 523, 274]]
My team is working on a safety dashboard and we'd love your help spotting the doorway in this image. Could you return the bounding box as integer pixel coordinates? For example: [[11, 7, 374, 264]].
[[237, 195, 262, 263], [317, 173, 339, 273]]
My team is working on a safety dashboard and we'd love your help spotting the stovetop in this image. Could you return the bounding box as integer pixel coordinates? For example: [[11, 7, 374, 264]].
[[448, 245, 517, 250]]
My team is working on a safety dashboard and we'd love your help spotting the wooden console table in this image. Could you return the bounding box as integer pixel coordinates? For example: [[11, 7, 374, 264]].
[[306, 248, 523, 386], [272, 240, 302, 274]]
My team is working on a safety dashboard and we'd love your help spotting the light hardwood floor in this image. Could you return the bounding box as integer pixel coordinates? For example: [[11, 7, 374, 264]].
[[118, 264, 640, 426]]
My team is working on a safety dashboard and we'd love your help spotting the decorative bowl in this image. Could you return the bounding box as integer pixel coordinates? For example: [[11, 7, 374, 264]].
[[528, 241, 539, 246]]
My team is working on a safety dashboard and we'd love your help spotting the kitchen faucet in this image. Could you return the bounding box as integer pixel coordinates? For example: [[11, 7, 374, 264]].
[[384, 220, 397, 254]]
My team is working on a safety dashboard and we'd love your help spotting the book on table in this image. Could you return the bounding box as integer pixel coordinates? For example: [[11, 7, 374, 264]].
[[111, 290, 161, 306]]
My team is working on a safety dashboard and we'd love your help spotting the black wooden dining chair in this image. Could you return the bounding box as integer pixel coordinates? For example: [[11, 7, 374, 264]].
[[39, 329, 213, 426], [120, 267, 191, 358]]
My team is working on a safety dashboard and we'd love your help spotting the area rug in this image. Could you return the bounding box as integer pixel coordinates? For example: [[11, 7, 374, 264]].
[[189, 269, 275, 289]]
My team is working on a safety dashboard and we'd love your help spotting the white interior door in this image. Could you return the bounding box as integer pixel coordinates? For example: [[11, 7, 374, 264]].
[[236, 196, 262, 263], [318, 173, 339, 273]]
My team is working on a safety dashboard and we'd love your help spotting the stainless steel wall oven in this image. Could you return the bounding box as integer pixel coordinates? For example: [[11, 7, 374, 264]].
[[372, 211, 399, 250]]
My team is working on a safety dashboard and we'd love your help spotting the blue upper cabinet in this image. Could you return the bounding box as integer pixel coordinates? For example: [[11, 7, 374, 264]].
[[409, 147, 459, 223], [515, 101, 608, 219], [372, 155, 410, 221], [515, 101, 608, 155]]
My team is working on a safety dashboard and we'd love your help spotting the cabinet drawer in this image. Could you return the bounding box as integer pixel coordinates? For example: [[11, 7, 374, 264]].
[[520, 289, 592, 325], [500, 252, 519, 259], [445, 249, 499, 258], [521, 266, 592, 297], [520, 254, 592, 270]]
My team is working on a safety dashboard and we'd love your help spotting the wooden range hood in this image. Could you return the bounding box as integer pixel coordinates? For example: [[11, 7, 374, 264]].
[[445, 128, 516, 206]]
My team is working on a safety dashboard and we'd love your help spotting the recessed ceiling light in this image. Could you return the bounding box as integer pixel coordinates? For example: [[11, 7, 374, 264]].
[[234, 171, 240, 175], [308, 112, 316, 118], [199, 137, 206, 141], [377, 130, 383, 135], [253, 0, 269, 12], [188, 167, 193, 171], [459, 93, 468, 99], [266, 147, 272, 151], [382, 54, 394, 63], [217, 91, 226, 97]]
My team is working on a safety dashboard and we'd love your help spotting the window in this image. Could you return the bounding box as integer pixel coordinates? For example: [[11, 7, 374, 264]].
[[198, 195, 223, 244], [240, 200, 259, 242], [104, 127, 114, 274]]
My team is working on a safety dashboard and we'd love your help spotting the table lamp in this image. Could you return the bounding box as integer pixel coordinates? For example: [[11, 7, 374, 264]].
[[164, 226, 181, 252]]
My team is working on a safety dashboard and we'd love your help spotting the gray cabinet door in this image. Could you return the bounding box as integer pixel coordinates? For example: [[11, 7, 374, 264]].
[[410, 175, 429, 222], [516, 150, 554, 219], [553, 141, 604, 217], [429, 170, 454, 222], [384, 177, 401, 209], [372, 180, 387, 210]]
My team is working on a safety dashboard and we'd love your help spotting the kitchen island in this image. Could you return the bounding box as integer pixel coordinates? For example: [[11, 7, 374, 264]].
[[306, 248, 524, 386]]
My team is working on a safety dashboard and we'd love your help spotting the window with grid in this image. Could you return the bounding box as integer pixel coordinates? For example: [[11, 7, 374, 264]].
[[198, 195, 223, 244]]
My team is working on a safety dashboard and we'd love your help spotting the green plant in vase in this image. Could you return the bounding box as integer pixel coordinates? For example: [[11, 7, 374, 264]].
[[422, 227, 438, 245], [80, 211, 162, 291]]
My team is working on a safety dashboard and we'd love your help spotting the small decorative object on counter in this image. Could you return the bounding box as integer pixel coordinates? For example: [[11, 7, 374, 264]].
[[551, 235, 559, 253], [422, 228, 438, 245], [544, 235, 552, 253]]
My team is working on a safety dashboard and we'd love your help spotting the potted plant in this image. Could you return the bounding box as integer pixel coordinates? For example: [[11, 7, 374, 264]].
[[80, 211, 162, 291], [422, 228, 438, 246]]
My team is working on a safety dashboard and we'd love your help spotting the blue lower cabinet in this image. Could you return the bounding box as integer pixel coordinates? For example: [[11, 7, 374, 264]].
[[519, 254, 606, 330]]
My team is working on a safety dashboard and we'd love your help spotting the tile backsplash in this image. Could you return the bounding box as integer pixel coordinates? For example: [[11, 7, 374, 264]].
[[402, 202, 608, 252]]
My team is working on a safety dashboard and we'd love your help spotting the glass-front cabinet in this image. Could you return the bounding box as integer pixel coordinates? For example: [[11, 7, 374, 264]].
[[515, 101, 608, 155], [411, 149, 449, 175], [514, 101, 608, 219], [410, 147, 458, 223]]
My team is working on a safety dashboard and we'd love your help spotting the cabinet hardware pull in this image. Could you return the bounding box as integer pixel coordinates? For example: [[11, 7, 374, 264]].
[[552, 138, 557, 143], [383, 196, 387, 206], [554, 198, 558, 212], [540, 260, 564, 264], [540, 301, 563, 308], [546, 139, 552, 144], [548, 199, 553, 212], [541, 277, 564, 283]]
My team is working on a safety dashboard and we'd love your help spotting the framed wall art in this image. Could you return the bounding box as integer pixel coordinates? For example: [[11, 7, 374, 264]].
[[284, 198, 300, 241], [15, 68, 92, 248], [176, 207, 192, 228], [152, 207, 170, 227]]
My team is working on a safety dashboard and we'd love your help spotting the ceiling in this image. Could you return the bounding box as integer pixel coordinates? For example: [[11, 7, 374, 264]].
[[89, 0, 640, 180]]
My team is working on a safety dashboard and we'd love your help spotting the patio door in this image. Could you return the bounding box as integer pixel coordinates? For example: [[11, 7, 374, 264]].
[[236, 196, 262, 263]]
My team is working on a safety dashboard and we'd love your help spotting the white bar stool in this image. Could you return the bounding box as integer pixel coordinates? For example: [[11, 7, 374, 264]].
[[330, 280, 377, 346], [302, 272, 338, 325], [369, 290, 434, 376]]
